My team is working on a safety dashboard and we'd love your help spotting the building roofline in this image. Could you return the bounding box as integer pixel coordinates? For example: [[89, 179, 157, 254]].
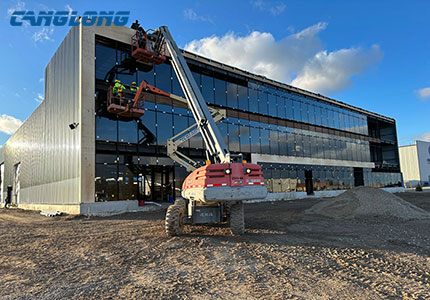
[[181, 50, 395, 123]]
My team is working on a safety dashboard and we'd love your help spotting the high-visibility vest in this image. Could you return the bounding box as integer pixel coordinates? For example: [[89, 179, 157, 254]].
[[130, 86, 139, 93], [113, 82, 123, 94]]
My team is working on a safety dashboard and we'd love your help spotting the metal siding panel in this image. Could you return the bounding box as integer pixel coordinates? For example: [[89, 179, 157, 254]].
[[3, 27, 81, 205]]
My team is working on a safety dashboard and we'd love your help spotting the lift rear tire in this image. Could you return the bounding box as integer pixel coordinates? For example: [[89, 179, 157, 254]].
[[229, 201, 244, 235], [165, 202, 186, 237]]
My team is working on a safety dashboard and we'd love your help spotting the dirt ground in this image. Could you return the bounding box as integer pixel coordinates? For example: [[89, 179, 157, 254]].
[[1, 192, 429, 300]]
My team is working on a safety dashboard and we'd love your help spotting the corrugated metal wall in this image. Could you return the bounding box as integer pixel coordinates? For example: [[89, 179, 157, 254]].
[[399, 145, 420, 182], [417, 141, 430, 182], [2, 26, 81, 205]]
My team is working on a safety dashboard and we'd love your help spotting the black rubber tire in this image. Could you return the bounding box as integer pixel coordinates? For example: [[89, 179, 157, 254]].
[[229, 201, 245, 235], [165, 204, 185, 237]]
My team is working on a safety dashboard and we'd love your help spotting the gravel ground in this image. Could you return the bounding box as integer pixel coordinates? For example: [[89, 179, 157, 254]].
[[0, 192, 429, 300]]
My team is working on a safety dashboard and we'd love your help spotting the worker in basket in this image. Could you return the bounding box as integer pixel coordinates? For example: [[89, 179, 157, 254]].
[[129, 81, 145, 109], [112, 79, 125, 99], [130, 81, 139, 93], [137, 28, 146, 49]]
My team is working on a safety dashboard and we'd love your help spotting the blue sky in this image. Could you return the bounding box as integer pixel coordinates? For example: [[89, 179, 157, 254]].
[[0, 0, 429, 146]]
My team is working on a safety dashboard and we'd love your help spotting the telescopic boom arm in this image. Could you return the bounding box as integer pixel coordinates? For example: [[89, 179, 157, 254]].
[[158, 26, 231, 165]]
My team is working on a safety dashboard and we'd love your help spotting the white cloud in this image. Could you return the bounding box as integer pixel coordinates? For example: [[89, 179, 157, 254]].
[[184, 22, 383, 94], [417, 87, 430, 101], [32, 27, 54, 43], [39, 77, 44, 83], [0, 114, 23, 135], [252, 0, 286, 16], [183, 8, 213, 24], [292, 45, 383, 94], [34, 93, 44, 103], [269, 3, 286, 16]]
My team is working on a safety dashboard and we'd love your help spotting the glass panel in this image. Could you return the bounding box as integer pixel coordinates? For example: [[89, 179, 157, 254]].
[[239, 120, 250, 153], [333, 110, 340, 130], [192, 71, 201, 89], [238, 85, 248, 111], [218, 120, 229, 147], [201, 74, 214, 104], [249, 88, 258, 113], [96, 154, 117, 164], [250, 126, 260, 153], [260, 127, 270, 154], [117, 50, 137, 85], [214, 78, 226, 107], [138, 69, 155, 86], [302, 134, 311, 157], [314, 105, 322, 126], [226, 82, 238, 109], [286, 97, 293, 120], [268, 93, 277, 117], [293, 100, 301, 122], [287, 130, 295, 155], [328, 109, 334, 129], [156, 111, 173, 146], [308, 104, 315, 125], [138, 111, 156, 145], [228, 120, 240, 152], [118, 120, 138, 144], [278, 128, 287, 156], [295, 133, 303, 157], [172, 70, 185, 98], [96, 116, 117, 142], [118, 164, 137, 200], [321, 105, 328, 127], [95, 164, 118, 201], [277, 96, 286, 119], [270, 129, 279, 155], [301, 100, 309, 123], [155, 64, 172, 94], [95, 44, 116, 80], [173, 113, 189, 148]]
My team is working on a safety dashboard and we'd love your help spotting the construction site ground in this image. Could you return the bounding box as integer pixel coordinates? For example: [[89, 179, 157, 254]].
[[1, 191, 429, 300]]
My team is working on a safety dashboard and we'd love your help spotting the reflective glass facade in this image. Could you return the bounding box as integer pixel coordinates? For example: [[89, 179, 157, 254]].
[[94, 37, 401, 201]]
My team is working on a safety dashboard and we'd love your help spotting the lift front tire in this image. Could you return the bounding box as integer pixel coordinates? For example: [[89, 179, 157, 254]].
[[229, 201, 245, 235], [165, 203, 186, 237]]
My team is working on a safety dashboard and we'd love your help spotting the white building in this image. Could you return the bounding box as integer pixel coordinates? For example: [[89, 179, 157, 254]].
[[399, 140, 430, 187]]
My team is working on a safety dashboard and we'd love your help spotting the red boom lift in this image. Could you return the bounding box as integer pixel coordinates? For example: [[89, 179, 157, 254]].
[[109, 25, 267, 236]]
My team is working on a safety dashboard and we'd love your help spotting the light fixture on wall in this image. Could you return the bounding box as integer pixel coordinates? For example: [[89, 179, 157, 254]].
[[69, 122, 79, 130]]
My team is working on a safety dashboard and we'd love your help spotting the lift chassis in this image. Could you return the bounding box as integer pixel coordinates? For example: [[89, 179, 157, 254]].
[[130, 26, 267, 235]]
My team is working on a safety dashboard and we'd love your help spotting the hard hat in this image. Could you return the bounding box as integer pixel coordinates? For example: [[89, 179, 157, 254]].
[[132, 82, 136, 85], [114, 79, 119, 82]]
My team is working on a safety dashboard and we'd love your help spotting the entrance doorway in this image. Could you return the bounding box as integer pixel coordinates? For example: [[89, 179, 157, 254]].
[[354, 168, 364, 187], [305, 169, 314, 195]]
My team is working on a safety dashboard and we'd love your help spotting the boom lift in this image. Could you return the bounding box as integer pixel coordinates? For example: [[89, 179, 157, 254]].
[[111, 25, 268, 235]]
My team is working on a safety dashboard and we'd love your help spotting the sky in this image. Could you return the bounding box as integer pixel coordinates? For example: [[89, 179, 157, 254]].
[[0, 0, 429, 146]]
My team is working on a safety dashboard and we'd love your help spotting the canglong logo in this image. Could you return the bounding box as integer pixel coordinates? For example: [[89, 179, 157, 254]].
[[10, 11, 130, 27]]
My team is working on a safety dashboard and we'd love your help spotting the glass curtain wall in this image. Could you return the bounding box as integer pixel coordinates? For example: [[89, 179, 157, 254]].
[[95, 39, 399, 199]]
